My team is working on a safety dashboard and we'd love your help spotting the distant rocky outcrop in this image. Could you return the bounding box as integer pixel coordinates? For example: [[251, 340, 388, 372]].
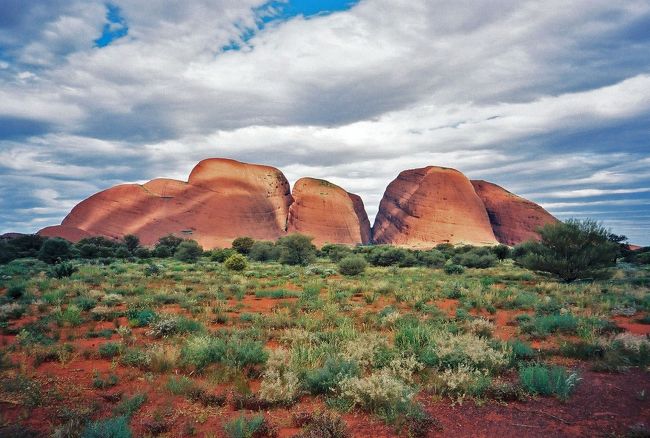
[[471, 180, 558, 246], [372, 166, 498, 248], [38, 158, 557, 248], [287, 177, 371, 247]]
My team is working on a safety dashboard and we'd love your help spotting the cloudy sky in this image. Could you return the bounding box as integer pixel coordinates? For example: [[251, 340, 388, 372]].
[[1, 0, 649, 245]]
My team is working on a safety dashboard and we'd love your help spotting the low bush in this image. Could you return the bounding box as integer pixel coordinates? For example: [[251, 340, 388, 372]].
[[81, 416, 131, 438], [99, 342, 121, 359], [225, 254, 248, 271], [292, 411, 350, 438], [113, 393, 147, 418], [429, 364, 492, 401], [224, 414, 276, 438], [277, 234, 317, 266], [305, 357, 360, 395], [519, 364, 580, 401], [444, 264, 465, 275], [259, 349, 300, 405], [337, 256, 367, 276], [174, 240, 203, 262], [248, 241, 280, 262], [48, 261, 77, 278], [166, 375, 197, 395], [232, 237, 256, 255], [339, 369, 414, 421], [520, 313, 578, 337], [181, 333, 267, 370]]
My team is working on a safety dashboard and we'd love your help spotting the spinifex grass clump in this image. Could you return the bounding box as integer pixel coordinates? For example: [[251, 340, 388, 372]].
[[519, 364, 580, 401]]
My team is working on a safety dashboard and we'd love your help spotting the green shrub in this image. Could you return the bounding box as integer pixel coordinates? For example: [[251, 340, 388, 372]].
[[366, 246, 410, 267], [82, 416, 131, 438], [417, 250, 447, 268], [156, 234, 184, 252], [429, 364, 492, 400], [453, 248, 497, 268], [232, 237, 256, 255], [338, 256, 367, 276], [174, 240, 203, 262], [48, 261, 77, 278], [521, 314, 578, 337], [93, 372, 119, 389], [224, 414, 273, 438], [321, 244, 353, 263], [6, 283, 26, 300], [305, 357, 360, 395], [248, 241, 280, 262], [74, 296, 97, 311], [152, 245, 172, 258], [259, 349, 301, 404], [492, 245, 511, 260], [277, 234, 317, 266], [181, 333, 267, 370], [144, 263, 161, 276], [516, 219, 620, 282], [58, 304, 83, 326], [225, 254, 248, 271], [211, 248, 236, 262], [38, 238, 73, 264], [99, 342, 121, 359], [519, 364, 580, 401], [113, 393, 146, 418], [510, 340, 535, 361], [293, 411, 350, 438], [126, 308, 157, 327], [339, 369, 414, 421], [166, 376, 197, 395], [444, 264, 464, 275]]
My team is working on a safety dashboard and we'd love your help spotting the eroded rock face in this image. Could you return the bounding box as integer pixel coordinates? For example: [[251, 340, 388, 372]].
[[41, 158, 294, 248], [372, 166, 498, 247], [37, 158, 557, 249], [38, 225, 92, 242], [471, 180, 558, 246], [287, 178, 371, 247]]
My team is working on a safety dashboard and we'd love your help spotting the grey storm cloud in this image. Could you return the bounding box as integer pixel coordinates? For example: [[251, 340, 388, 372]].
[[1, 0, 649, 244]]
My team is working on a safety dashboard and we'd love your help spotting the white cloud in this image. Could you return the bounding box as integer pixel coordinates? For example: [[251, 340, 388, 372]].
[[0, 0, 649, 244]]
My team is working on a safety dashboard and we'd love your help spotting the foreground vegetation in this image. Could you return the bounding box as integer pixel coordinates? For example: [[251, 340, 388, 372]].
[[0, 224, 649, 436]]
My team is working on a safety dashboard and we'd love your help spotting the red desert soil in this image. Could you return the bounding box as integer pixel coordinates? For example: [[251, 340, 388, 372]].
[[421, 367, 650, 437], [613, 315, 650, 335], [372, 166, 498, 248]]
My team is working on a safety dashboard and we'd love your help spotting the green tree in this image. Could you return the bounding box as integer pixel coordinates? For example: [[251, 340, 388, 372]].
[[155, 234, 184, 252], [174, 240, 203, 262], [516, 219, 620, 282], [248, 241, 280, 262], [277, 234, 316, 266], [38, 238, 73, 264], [122, 234, 140, 254], [231, 237, 255, 255]]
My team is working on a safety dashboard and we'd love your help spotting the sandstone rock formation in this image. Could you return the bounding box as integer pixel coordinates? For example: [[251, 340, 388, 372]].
[[40, 158, 293, 248], [287, 178, 371, 247], [38, 158, 557, 249], [372, 166, 498, 247], [471, 180, 558, 246], [38, 225, 92, 242]]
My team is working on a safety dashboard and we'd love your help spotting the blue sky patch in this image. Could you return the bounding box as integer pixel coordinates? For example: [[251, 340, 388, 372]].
[[222, 0, 360, 51], [94, 4, 128, 48]]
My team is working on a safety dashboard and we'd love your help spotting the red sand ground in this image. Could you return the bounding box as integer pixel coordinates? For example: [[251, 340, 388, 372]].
[[1, 296, 649, 437]]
